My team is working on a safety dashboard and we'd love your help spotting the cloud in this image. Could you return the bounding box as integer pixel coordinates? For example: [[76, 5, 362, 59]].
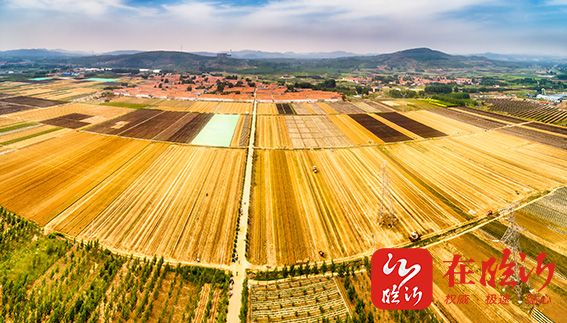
[[163, 0, 495, 22], [4, 0, 156, 16], [0, 0, 565, 55]]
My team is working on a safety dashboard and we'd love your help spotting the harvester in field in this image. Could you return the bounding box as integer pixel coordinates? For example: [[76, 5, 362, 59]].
[[409, 231, 421, 242]]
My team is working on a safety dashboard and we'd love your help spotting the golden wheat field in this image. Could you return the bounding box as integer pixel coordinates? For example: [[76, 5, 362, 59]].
[[0, 81, 565, 272], [249, 127, 567, 265], [0, 130, 246, 265]]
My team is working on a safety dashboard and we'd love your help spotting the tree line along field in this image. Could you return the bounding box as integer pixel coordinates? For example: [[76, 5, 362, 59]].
[[248, 276, 350, 322], [335, 271, 440, 323], [245, 264, 442, 323], [0, 206, 230, 323], [248, 129, 567, 266], [0, 131, 246, 265]]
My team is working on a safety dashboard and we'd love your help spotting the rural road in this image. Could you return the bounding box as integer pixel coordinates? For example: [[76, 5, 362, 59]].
[[227, 92, 257, 323]]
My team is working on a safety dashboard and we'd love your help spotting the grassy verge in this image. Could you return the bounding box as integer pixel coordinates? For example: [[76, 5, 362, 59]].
[[0, 122, 38, 133], [102, 102, 149, 109], [0, 127, 60, 145], [239, 278, 249, 322]]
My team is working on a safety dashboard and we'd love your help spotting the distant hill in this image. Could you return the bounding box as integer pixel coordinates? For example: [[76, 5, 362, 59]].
[[191, 50, 362, 59], [63, 51, 252, 72], [243, 48, 524, 73], [0, 47, 532, 73], [102, 50, 144, 56], [351, 48, 494, 69], [0, 49, 85, 59], [476, 52, 567, 64]]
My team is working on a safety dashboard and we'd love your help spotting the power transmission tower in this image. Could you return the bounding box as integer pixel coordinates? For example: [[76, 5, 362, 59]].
[[379, 162, 396, 228], [500, 207, 528, 304]]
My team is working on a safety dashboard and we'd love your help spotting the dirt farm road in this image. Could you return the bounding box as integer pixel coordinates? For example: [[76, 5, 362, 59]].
[[227, 93, 257, 323]]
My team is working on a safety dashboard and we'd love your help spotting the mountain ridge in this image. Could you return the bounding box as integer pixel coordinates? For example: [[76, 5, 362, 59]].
[[0, 48, 544, 73]]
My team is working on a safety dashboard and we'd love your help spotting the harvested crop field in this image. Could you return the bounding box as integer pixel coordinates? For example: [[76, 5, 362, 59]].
[[259, 102, 336, 115], [376, 112, 446, 138], [524, 122, 567, 136], [88, 109, 163, 135], [0, 124, 59, 145], [430, 108, 506, 129], [453, 106, 526, 124], [0, 79, 104, 101], [110, 96, 165, 106], [158, 101, 253, 114], [0, 130, 246, 265], [6, 103, 130, 124], [289, 102, 324, 114], [119, 111, 188, 139], [351, 101, 384, 113], [327, 101, 366, 114], [285, 115, 352, 148], [42, 113, 92, 129], [0, 102, 34, 115], [257, 103, 278, 115], [363, 100, 394, 112], [0, 132, 150, 225], [250, 129, 567, 265], [88, 110, 232, 145], [327, 114, 383, 145], [404, 110, 482, 136], [276, 103, 295, 115], [0, 95, 65, 107], [196, 101, 252, 114], [166, 113, 211, 143], [384, 132, 567, 215], [1, 127, 72, 150], [349, 114, 412, 142], [498, 125, 567, 150], [255, 116, 292, 148], [233, 115, 251, 147], [256, 115, 352, 148], [50, 145, 246, 264], [249, 148, 466, 265]]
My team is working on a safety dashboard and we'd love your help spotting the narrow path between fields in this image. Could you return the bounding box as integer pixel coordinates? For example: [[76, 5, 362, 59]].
[[227, 90, 257, 323]]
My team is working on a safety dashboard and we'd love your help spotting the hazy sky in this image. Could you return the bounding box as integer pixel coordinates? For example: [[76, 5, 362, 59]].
[[1, 0, 566, 55]]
